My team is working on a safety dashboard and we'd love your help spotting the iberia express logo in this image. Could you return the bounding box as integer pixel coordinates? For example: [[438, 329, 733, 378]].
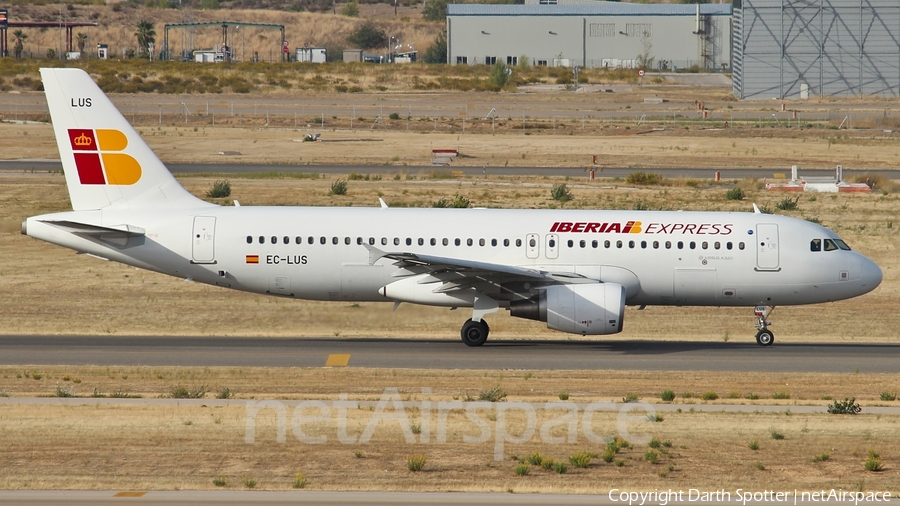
[[68, 129, 142, 185]]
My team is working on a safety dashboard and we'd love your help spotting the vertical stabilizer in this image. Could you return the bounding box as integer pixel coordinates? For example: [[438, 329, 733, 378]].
[[40, 68, 210, 211]]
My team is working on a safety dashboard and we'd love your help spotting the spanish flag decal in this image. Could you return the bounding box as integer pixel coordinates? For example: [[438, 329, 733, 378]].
[[246, 255, 259, 264]]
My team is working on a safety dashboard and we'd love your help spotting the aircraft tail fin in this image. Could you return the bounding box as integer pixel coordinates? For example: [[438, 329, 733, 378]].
[[40, 68, 210, 211]]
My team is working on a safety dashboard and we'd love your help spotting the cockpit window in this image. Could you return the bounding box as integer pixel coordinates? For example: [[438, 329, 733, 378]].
[[810, 239, 822, 252], [823, 239, 838, 252], [834, 239, 851, 251]]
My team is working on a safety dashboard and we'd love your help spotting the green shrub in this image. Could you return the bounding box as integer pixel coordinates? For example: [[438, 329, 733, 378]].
[[626, 172, 664, 185], [433, 194, 470, 208], [206, 179, 231, 198], [726, 187, 745, 200], [171, 385, 207, 399], [827, 397, 861, 414], [660, 390, 675, 402], [601, 447, 617, 463], [745, 393, 760, 400], [389, 112, 401, 120], [647, 413, 664, 422], [212, 476, 227, 487], [755, 462, 765, 470], [552, 461, 568, 474], [526, 452, 544, 466], [242, 477, 257, 488], [55, 385, 74, 398], [477, 386, 507, 402], [216, 387, 232, 399], [772, 391, 791, 400], [292, 472, 308, 489], [880, 392, 897, 401], [550, 183, 573, 203], [558, 392, 569, 401], [569, 451, 593, 468], [776, 196, 800, 211], [648, 437, 662, 449], [615, 459, 625, 467], [622, 393, 639, 403], [540, 459, 555, 470], [748, 439, 760, 451], [407, 455, 427, 472], [865, 450, 883, 472], [701, 391, 719, 401], [514, 463, 530, 476], [813, 452, 830, 462], [770, 429, 785, 440], [727, 391, 742, 399], [489, 62, 511, 89], [645, 450, 659, 464], [329, 179, 348, 196]]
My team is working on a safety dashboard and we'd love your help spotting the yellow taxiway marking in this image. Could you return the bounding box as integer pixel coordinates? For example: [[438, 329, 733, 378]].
[[325, 354, 351, 367], [113, 492, 147, 497]]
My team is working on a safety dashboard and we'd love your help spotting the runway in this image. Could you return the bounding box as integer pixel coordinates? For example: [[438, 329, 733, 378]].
[[1, 336, 897, 372], [2, 159, 894, 180]]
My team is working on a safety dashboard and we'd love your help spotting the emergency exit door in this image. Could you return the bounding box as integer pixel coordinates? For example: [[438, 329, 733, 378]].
[[756, 223, 779, 270], [191, 216, 216, 264]]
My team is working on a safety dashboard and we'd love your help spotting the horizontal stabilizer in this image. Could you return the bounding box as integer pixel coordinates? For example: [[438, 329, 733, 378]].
[[41, 220, 145, 238]]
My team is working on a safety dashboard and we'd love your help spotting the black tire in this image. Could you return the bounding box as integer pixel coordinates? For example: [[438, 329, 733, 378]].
[[756, 330, 774, 346], [461, 318, 489, 347]]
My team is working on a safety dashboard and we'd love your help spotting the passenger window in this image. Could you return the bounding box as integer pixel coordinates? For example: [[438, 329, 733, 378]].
[[491, 239, 497, 247], [345, 237, 351, 245], [259, 236, 265, 244], [549, 239, 556, 248], [503, 239, 510, 247], [332, 237, 339, 245], [823, 239, 838, 251], [653, 241, 659, 249], [382, 238, 388, 246], [283, 236, 289, 245], [430, 238, 435, 246], [529, 238, 536, 247], [308, 236, 314, 245], [628, 240, 635, 249], [714, 241, 720, 250], [689, 241, 696, 250], [677, 241, 684, 249], [580, 240, 586, 248], [296, 237, 302, 245], [394, 238, 400, 246], [517, 239, 523, 247], [641, 241, 647, 249], [810, 239, 822, 252], [726, 242, 733, 250], [479, 238, 485, 247], [701, 241, 708, 249], [320, 237, 326, 245], [357, 237, 363, 245], [467, 238, 473, 246], [369, 237, 375, 245], [739, 242, 745, 250], [443, 238, 449, 246], [406, 238, 412, 246], [616, 240, 623, 248], [665, 241, 671, 249], [271, 236, 277, 244], [246, 236, 252, 244], [456, 239, 461, 246], [568, 240, 574, 248], [592, 240, 598, 248]]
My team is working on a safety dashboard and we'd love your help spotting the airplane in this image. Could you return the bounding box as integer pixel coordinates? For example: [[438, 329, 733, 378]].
[[22, 68, 883, 347]]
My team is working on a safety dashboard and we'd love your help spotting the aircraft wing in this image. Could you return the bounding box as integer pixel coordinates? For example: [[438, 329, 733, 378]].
[[364, 245, 593, 288]]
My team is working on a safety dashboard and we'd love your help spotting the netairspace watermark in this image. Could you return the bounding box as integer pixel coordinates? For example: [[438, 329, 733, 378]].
[[609, 489, 892, 505], [244, 387, 660, 461]]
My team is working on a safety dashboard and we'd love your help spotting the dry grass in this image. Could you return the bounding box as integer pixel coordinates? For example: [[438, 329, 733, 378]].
[[2, 172, 899, 341], [0, 401, 897, 492]]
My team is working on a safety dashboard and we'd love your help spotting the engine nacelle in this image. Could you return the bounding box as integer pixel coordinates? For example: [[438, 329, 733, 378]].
[[509, 283, 625, 335]]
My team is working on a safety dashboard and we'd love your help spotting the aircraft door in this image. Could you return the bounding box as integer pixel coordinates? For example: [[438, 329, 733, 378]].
[[545, 234, 559, 259], [191, 216, 216, 264], [526, 233, 539, 259], [756, 223, 779, 270]]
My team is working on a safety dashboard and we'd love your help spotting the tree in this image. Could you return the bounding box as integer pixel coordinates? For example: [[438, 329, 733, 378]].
[[76, 32, 88, 56], [421, 30, 446, 64], [340, 0, 359, 17], [135, 19, 156, 58], [346, 21, 386, 50], [636, 32, 654, 69], [422, 0, 448, 22], [12, 29, 27, 59], [489, 61, 511, 90]]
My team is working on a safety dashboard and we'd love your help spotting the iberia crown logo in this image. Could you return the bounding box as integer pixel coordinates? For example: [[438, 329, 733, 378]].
[[67, 129, 142, 185]]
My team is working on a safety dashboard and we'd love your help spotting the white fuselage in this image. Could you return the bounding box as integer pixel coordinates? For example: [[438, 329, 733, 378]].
[[24, 206, 882, 309]]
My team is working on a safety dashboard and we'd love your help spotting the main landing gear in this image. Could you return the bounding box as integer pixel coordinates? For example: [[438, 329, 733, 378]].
[[754, 305, 775, 346], [461, 318, 490, 347]]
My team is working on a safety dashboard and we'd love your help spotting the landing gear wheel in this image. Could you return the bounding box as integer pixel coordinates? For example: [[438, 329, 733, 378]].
[[755, 329, 774, 346], [461, 318, 489, 347]]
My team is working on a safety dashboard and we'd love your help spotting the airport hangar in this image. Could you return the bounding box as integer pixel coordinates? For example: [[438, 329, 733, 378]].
[[733, 0, 900, 99], [445, 2, 732, 71]]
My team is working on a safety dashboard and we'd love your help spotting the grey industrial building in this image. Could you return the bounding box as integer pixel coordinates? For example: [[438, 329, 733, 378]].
[[733, 0, 900, 99], [446, 3, 732, 70]]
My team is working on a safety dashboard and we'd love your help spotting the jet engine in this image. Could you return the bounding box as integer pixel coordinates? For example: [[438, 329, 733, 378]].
[[509, 283, 625, 335]]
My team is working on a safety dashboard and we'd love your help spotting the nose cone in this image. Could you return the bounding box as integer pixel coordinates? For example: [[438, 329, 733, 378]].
[[859, 256, 883, 294]]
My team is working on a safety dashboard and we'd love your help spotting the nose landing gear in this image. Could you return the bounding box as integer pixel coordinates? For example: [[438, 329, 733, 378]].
[[754, 305, 775, 346]]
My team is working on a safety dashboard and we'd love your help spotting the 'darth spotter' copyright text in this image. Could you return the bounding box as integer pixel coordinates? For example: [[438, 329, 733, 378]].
[[609, 489, 892, 505]]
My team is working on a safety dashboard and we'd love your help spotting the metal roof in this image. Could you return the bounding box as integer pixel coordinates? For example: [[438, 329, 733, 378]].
[[447, 3, 732, 16]]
